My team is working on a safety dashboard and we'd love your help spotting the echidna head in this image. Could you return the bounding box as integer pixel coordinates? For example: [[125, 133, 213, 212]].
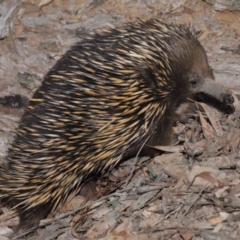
[[159, 24, 235, 114], [163, 26, 212, 95]]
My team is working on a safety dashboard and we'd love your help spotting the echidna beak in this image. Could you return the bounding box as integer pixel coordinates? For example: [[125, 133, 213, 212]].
[[193, 79, 235, 114]]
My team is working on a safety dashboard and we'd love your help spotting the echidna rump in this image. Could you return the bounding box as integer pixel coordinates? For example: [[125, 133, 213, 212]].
[[0, 18, 235, 229]]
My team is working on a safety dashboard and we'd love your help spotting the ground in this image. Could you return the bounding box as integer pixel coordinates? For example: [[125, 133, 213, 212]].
[[0, 0, 240, 239]]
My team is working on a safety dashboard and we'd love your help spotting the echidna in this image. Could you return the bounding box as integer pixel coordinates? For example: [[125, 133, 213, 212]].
[[0, 18, 235, 229]]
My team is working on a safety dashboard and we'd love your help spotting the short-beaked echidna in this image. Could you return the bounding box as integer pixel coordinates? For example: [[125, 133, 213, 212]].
[[0, 18, 235, 229]]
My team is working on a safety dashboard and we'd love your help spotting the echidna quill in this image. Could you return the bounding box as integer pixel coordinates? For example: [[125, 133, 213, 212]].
[[0, 18, 235, 230]]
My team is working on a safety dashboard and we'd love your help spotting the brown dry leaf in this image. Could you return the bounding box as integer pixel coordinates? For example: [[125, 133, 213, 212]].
[[23, 3, 41, 14], [91, 207, 112, 220], [37, 220, 69, 240], [142, 204, 160, 218], [58, 230, 79, 240], [163, 162, 188, 184], [110, 166, 130, 180], [15, 23, 25, 37], [131, 190, 159, 211], [184, 140, 206, 157], [99, 217, 133, 240], [200, 155, 235, 169], [179, 229, 195, 240], [186, 128, 193, 140], [60, 195, 85, 212], [190, 171, 228, 188], [213, 223, 223, 233], [173, 122, 186, 134], [151, 145, 184, 153], [72, 213, 91, 235], [215, 186, 230, 198], [219, 212, 230, 221], [139, 212, 162, 228], [154, 152, 183, 164], [208, 216, 223, 224], [229, 183, 240, 196], [38, 0, 53, 7], [188, 166, 226, 187], [146, 4, 155, 11], [188, 221, 213, 230], [86, 210, 120, 240], [195, 139, 207, 148], [227, 127, 240, 153], [71, 200, 105, 227], [174, 172, 189, 189], [200, 103, 223, 137], [118, 200, 132, 212], [210, 214, 229, 231], [199, 110, 214, 139], [54, 0, 63, 8], [0, 209, 17, 228]]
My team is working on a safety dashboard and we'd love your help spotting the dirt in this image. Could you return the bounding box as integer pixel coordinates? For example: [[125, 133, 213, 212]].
[[0, 0, 240, 239]]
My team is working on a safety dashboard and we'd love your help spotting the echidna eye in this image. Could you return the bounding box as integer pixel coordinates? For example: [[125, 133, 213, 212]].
[[188, 76, 198, 86]]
